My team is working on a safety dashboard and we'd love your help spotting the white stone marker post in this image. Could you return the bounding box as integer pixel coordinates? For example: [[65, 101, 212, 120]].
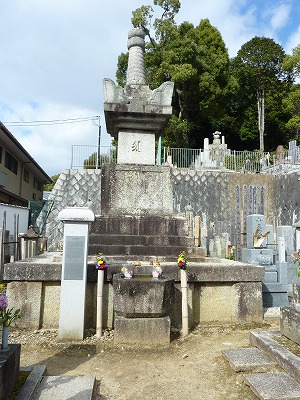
[[277, 236, 286, 262], [58, 207, 95, 340], [181, 269, 189, 337]]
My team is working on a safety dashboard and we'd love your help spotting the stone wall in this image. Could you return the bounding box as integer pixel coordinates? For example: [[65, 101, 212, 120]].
[[274, 171, 300, 226], [44, 167, 300, 257]]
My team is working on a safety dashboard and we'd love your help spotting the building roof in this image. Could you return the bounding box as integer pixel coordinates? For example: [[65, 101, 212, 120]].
[[0, 122, 52, 183]]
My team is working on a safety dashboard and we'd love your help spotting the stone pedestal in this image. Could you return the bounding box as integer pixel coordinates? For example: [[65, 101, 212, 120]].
[[114, 315, 171, 345], [242, 248, 274, 266], [0, 344, 21, 400], [113, 274, 174, 345]]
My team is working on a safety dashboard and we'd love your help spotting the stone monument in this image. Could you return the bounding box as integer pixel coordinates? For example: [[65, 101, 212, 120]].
[[242, 214, 273, 266], [58, 207, 94, 340], [241, 214, 298, 306], [103, 28, 174, 165]]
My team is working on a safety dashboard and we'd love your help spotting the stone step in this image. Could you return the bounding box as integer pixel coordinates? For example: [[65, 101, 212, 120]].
[[243, 372, 300, 399], [222, 347, 276, 372], [89, 233, 194, 247], [90, 215, 190, 236], [31, 375, 97, 400], [88, 243, 202, 257], [249, 330, 300, 383], [224, 331, 300, 399]]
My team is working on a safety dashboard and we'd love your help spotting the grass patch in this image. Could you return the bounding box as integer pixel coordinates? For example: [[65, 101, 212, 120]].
[[8, 370, 31, 399]]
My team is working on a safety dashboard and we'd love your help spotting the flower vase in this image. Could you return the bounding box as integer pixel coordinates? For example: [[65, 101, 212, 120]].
[[2, 326, 9, 350]]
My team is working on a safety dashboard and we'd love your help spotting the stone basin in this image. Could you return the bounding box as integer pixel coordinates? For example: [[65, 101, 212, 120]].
[[113, 273, 174, 318]]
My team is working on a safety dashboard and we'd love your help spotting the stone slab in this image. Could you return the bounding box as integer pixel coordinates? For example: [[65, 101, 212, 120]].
[[246, 214, 267, 249], [117, 131, 156, 165], [250, 331, 300, 383], [280, 307, 300, 345], [265, 271, 278, 283], [16, 365, 47, 400], [6, 282, 42, 329], [222, 347, 276, 372], [32, 375, 97, 400], [244, 372, 300, 400], [114, 315, 170, 345], [0, 344, 21, 400]]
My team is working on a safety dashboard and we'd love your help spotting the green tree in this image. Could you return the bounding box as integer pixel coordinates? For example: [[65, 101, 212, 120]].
[[282, 46, 300, 141], [231, 37, 293, 151], [118, 1, 236, 148], [43, 174, 59, 191], [283, 44, 300, 77], [283, 84, 300, 141], [84, 152, 97, 169]]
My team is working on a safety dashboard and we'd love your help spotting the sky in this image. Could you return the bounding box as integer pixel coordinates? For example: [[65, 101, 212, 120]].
[[1, 0, 300, 177]]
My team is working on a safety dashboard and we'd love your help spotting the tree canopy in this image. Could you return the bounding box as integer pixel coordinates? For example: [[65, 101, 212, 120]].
[[115, 0, 299, 151]]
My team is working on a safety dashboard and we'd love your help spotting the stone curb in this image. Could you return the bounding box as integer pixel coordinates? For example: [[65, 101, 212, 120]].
[[15, 365, 47, 400], [250, 330, 300, 383]]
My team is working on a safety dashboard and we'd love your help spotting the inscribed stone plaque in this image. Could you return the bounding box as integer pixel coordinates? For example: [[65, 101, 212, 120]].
[[64, 236, 85, 280], [117, 131, 155, 165]]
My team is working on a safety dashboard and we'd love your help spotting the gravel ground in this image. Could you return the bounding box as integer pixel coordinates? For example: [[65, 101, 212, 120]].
[[5, 320, 281, 400]]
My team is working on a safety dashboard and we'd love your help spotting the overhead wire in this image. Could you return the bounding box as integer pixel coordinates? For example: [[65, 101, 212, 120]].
[[2, 115, 100, 127]]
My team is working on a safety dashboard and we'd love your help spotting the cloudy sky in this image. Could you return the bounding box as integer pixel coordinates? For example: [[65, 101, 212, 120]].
[[1, 0, 300, 177]]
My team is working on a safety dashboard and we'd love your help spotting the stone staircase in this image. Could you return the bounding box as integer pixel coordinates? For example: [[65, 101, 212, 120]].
[[88, 215, 205, 259], [222, 330, 300, 399]]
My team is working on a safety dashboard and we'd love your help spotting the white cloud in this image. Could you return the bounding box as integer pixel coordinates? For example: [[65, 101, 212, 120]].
[[286, 25, 300, 53], [269, 3, 291, 30]]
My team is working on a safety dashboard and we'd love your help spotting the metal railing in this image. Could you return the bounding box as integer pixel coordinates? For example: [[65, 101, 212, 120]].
[[162, 148, 272, 173], [71, 145, 117, 169], [71, 144, 300, 174]]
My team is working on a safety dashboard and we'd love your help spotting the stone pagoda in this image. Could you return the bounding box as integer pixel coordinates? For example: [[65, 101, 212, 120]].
[[103, 28, 174, 165]]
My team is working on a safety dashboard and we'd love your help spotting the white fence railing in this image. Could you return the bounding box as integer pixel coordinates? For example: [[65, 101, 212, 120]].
[[163, 147, 300, 174], [162, 148, 271, 173], [71, 145, 300, 174]]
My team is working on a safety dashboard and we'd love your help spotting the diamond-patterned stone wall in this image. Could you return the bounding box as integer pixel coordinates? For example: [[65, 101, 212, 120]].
[[45, 167, 300, 259], [274, 171, 300, 226], [170, 169, 276, 259], [45, 169, 101, 251]]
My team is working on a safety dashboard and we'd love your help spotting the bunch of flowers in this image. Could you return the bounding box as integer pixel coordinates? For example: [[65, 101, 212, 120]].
[[121, 265, 133, 278], [178, 251, 187, 270], [291, 249, 300, 277], [229, 245, 236, 261], [96, 252, 107, 270], [0, 295, 21, 328], [152, 265, 162, 278]]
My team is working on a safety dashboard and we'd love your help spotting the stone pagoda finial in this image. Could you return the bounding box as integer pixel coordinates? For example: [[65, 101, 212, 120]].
[[103, 27, 174, 165], [126, 28, 146, 86]]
